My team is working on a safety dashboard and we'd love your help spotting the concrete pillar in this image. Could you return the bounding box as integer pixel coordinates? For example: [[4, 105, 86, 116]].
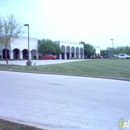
[[10, 50, 13, 59], [29, 51, 31, 60], [69, 49, 71, 59], [36, 51, 39, 59], [59, 54, 62, 60], [20, 51, 23, 59], [64, 47, 66, 60]]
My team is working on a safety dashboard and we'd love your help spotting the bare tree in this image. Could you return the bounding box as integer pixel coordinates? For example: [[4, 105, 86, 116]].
[[0, 15, 23, 64]]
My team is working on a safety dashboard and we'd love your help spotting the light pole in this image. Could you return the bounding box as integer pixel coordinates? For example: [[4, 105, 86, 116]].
[[110, 39, 114, 54], [24, 24, 32, 66]]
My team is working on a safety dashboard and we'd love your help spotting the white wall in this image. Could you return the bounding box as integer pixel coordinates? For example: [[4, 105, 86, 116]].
[[11, 37, 38, 51]]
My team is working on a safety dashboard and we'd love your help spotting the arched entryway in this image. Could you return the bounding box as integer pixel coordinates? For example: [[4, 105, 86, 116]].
[[71, 46, 75, 58], [31, 49, 37, 59], [22, 49, 28, 59], [61, 45, 65, 59], [13, 48, 20, 59], [2, 49, 10, 59], [66, 46, 70, 59]]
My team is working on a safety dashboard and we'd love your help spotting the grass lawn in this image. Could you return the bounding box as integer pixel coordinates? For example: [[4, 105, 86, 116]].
[[0, 59, 130, 79], [0, 119, 44, 130]]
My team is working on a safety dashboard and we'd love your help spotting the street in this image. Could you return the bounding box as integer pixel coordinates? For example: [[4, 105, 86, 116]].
[[0, 71, 130, 130]]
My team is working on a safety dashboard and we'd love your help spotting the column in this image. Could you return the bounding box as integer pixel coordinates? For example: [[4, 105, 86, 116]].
[[79, 49, 80, 59], [10, 50, 13, 59], [69, 49, 71, 59], [64, 47, 66, 60], [20, 51, 23, 59], [29, 51, 31, 60], [59, 54, 62, 60], [82, 48, 84, 59], [36, 51, 39, 59]]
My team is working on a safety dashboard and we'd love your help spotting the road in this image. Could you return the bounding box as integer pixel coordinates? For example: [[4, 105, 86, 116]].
[[0, 71, 130, 130]]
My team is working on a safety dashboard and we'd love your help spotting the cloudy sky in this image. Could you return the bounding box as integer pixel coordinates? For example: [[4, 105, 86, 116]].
[[0, 0, 130, 49]]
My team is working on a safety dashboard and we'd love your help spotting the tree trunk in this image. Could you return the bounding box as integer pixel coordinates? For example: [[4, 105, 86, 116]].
[[5, 45, 8, 65]]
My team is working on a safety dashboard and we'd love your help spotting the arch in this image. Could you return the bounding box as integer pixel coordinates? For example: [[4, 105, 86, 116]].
[[66, 46, 70, 53], [2, 49, 10, 59], [71, 46, 75, 58], [22, 49, 28, 59], [61, 45, 65, 52], [13, 48, 20, 59], [71, 46, 75, 53], [76, 47, 79, 53], [31, 49, 37, 59]]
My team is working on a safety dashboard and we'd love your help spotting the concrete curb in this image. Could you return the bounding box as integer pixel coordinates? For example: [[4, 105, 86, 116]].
[[0, 117, 55, 130], [0, 69, 130, 82]]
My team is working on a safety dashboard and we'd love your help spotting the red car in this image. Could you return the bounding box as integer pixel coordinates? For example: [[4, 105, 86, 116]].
[[92, 56, 103, 59], [40, 55, 57, 60]]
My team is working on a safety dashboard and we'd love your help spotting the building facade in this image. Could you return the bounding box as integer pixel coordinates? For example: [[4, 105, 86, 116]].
[[0, 37, 100, 60], [55, 41, 84, 59], [0, 37, 38, 60]]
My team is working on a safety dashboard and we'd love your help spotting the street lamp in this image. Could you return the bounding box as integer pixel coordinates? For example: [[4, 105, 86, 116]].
[[110, 39, 114, 54], [24, 24, 32, 66]]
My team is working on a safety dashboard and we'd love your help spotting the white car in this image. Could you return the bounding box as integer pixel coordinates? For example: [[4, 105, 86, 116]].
[[118, 54, 130, 59]]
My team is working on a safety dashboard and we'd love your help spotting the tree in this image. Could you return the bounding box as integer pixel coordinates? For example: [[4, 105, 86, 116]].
[[100, 49, 109, 56], [38, 39, 62, 55], [0, 15, 22, 64], [80, 42, 96, 58]]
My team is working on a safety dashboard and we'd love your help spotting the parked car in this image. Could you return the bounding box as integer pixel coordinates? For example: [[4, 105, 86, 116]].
[[118, 54, 130, 59], [40, 54, 57, 60], [92, 55, 103, 59], [103, 54, 117, 59]]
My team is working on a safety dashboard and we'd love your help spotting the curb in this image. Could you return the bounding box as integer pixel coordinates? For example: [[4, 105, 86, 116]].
[[0, 69, 130, 82], [0, 117, 55, 130]]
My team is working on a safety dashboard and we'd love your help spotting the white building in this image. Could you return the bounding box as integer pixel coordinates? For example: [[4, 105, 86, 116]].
[[0, 37, 38, 60], [0, 37, 100, 59], [55, 41, 84, 59]]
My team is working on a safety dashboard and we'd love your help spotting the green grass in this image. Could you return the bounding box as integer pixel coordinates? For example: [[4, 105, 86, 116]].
[[0, 119, 44, 130], [0, 59, 130, 79]]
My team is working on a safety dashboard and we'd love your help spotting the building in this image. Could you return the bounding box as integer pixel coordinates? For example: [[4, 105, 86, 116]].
[[54, 41, 84, 59], [0, 37, 100, 60], [0, 37, 38, 60]]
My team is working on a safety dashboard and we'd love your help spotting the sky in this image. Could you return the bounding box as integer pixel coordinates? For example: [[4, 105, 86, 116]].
[[0, 0, 130, 49]]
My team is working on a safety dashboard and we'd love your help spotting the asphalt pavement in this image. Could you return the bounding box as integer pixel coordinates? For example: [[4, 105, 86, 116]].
[[0, 71, 130, 130]]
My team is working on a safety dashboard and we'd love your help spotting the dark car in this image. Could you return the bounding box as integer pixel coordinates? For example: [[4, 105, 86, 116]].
[[103, 54, 116, 59]]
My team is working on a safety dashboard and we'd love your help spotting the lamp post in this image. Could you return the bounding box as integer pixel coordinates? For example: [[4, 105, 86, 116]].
[[110, 39, 114, 54], [24, 24, 32, 66]]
